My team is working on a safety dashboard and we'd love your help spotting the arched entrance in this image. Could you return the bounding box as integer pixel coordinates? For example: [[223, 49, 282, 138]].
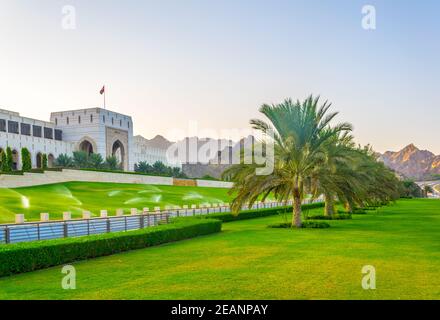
[[112, 140, 125, 169], [79, 140, 94, 155], [12, 150, 19, 170], [48, 154, 55, 168], [36, 152, 42, 168]]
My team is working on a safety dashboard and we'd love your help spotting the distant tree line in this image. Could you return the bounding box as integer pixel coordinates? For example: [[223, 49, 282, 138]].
[[55, 152, 121, 171], [134, 161, 187, 178]]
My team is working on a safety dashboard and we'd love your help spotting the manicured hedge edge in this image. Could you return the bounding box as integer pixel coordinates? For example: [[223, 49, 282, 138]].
[[0, 219, 222, 277], [198, 202, 325, 222], [305, 213, 352, 220]]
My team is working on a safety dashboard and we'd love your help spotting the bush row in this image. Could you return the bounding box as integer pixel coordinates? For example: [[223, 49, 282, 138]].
[[306, 213, 352, 220], [0, 219, 222, 277], [268, 221, 330, 229], [198, 202, 325, 222]]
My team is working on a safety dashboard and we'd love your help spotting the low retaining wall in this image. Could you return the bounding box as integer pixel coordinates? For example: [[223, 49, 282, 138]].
[[0, 170, 173, 188], [196, 179, 233, 188], [0, 169, 233, 189]]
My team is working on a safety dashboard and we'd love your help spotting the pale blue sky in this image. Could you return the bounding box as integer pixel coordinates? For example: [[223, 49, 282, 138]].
[[0, 0, 439, 153]]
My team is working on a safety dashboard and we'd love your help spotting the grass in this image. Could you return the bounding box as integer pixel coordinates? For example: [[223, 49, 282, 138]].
[[0, 182, 237, 223], [0, 198, 438, 300]]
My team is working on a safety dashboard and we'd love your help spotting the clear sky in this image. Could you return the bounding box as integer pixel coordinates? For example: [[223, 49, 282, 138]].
[[1, 0, 439, 153]]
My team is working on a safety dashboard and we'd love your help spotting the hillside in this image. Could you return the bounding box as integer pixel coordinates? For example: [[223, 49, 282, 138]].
[[379, 144, 440, 180]]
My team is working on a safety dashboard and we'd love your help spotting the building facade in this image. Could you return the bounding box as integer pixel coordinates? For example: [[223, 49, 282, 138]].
[[0, 107, 175, 171]]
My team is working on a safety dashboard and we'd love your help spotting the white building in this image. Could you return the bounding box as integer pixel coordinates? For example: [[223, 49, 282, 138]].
[[0, 107, 173, 171], [0, 108, 73, 170]]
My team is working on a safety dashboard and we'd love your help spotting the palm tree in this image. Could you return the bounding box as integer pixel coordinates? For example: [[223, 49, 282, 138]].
[[55, 153, 74, 168], [135, 161, 152, 173], [73, 151, 89, 168], [223, 95, 352, 227], [308, 131, 357, 216], [105, 156, 121, 170], [88, 153, 104, 169], [423, 185, 434, 198]]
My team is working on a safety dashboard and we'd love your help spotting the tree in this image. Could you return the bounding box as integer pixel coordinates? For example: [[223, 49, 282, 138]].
[[401, 180, 423, 198], [42, 154, 48, 170], [55, 154, 74, 168], [88, 153, 104, 169], [105, 156, 120, 170], [152, 161, 168, 175], [73, 151, 89, 168], [4, 147, 13, 172], [21, 148, 32, 172], [0, 150, 8, 172], [423, 185, 434, 198], [135, 161, 152, 174], [223, 96, 352, 228]]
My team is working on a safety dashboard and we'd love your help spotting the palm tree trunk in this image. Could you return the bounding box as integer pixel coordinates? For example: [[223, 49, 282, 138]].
[[292, 188, 302, 228], [324, 193, 335, 216]]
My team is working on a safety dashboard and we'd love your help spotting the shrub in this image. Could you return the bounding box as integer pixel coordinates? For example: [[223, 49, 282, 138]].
[[30, 168, 45, 174], [0, 150, 8, 172], [89, 153, 104, 169], [3, 147, 13, 172], [104, 155, 121, 170], [301, 221, 330, 228], [21, 148, 32, 172], [268, 221, 330, 229], [42, 154, 48, 170], [305, 213, 352, 220], [0, 170, 24, 176], [135, 160, 187, 178], [73, 151, 89, 168], [0, 219, 222, 277], [55, 153, 73, 168], [352, 209, 367, 214], [199, 202, 325, 223]]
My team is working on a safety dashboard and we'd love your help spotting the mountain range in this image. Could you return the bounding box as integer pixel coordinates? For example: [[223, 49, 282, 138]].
[[139, 135, 440, 181], [379, 144, 440, 180]]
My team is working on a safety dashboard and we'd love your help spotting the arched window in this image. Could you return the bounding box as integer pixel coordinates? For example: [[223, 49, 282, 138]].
[[128, 121, 130, 128], [111, 118, 114, 125], [67, 117, 69, 125], [103, 116, 105, 123], [90, 114, 93, 123], [78, 116, 81, 124], [120, 120, 122, 126], [55, 118, 58, 125]]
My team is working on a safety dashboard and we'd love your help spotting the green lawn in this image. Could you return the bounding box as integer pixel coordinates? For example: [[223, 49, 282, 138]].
[[0, 199, 438, 300], [0, 182, 236, 223]]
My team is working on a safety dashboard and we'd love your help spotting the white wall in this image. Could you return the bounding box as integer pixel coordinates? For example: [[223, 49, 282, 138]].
[[0, 169, 233, 189], [0, 169, 173, 188], [50, 108, 134, 170], [0, 109, 75, 169], [196, 179, 233, 188]]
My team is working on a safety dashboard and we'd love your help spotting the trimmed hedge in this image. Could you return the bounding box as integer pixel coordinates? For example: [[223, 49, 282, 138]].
[[301, 221, 330, 228], [198, 202, 325, 223], [306, 213, 352, 220], [268, 221, 330, 229], [0, 219, 222, 277]]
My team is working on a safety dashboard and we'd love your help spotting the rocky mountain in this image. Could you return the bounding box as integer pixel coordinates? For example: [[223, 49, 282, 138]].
[[182, 136, 256, 179], [379, 144, 440, 180], [134, 135, 174, 149]]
